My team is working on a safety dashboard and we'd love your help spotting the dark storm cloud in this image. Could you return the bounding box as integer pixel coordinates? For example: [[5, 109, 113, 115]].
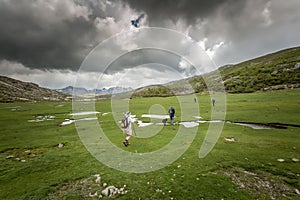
[[123, 0, 246, 25], [0, 0, 99, 70], [107, 48, 181, 74], [1, 0, 300, 77], [125, 0, 300, 66]]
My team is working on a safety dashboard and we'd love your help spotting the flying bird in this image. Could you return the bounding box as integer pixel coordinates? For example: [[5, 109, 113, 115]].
[[131, 14, 144, 28]]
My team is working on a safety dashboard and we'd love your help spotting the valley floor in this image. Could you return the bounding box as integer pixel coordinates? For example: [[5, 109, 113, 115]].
[[0, 89, 299, 199]]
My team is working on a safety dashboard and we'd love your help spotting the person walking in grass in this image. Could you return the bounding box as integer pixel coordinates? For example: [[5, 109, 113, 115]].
[[169, 106, 175, 125], [212, 98, 216, 107], [121, 111, 133, 147]]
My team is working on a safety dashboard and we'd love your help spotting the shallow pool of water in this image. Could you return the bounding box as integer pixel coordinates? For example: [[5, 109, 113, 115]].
[[70, 111, 100, 116], [230, 122, 272, 129], [141, 114, 170, 119], [179, 121, 199, 128]]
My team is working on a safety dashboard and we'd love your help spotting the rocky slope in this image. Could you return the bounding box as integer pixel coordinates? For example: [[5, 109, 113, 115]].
[[0, 75, 70, 102]]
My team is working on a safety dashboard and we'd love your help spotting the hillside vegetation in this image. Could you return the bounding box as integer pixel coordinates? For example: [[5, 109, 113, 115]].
[[0, 75, 70, 102], [133, 46, 300, 97], [218, 46, 300, 93]]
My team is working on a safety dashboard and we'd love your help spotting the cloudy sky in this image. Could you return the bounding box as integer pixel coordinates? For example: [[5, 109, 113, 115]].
[[0, 0, 300, 89]]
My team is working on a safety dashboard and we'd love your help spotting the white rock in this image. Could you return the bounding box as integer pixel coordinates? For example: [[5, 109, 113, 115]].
[[240, 183, 245, 189], [111, 190, 117, 196], [243, 170, 256, 176], [6, 155, 14, 159], [89, 191, 98, 197], [21, 160, 26, 163], [95, 176, 101, 183], [109, 187, 116, 193], [277, 158, 285, 162], [224, 137, 236, 142], [101, 188, 109, 196], [102, 186, 116, 197], [156, 189, 162, 193], [103, 183, 107, 187], [292, 158, 299, 162], [295, 189, 300, 195], [58, 143, 64, 148]]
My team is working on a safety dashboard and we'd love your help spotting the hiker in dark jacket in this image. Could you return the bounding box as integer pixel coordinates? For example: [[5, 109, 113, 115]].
[[212, 98, 216, 107], [169, 106, 175, 125]]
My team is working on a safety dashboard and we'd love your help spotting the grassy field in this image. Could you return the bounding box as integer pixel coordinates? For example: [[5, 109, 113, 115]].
[[0, 89, 300, 199]]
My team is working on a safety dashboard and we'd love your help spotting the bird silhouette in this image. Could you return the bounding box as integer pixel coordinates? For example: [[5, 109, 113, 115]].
[[131, 13, 144, 28]]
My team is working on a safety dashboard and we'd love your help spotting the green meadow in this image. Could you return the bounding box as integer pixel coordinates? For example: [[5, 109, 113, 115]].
[[0, 89, 300, 199]]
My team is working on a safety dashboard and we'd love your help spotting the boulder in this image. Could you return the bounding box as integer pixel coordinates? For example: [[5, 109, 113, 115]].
[[58, 143, 64, 148], [224, 137, 236, 142], [6, 155, 14, 159], [101, 186, 116, 197], [93, 174, 101, 183], [88, 191, 98, 197]]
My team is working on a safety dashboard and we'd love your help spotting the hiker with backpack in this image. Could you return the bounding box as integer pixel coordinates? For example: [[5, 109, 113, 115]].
[[121, 111, 134, 147]]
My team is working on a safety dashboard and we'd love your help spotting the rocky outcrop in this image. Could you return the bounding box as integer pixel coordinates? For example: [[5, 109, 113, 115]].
[[0, 75, 70, 102]]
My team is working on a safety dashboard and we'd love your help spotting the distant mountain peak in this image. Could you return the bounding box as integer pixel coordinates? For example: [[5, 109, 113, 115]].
[[56, 86, 133, 96]]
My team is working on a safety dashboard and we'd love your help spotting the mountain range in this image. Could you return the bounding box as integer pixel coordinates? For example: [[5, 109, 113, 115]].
[[1, 46, 299, 102], [56, 86, 132, 96]]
